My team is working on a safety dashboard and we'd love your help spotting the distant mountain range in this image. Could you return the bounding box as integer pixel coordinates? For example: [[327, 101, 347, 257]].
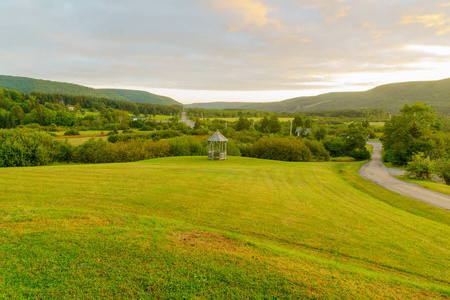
[[0, 75, 181, 106], [2, 75, 449, 115], [188, 78, 450, 115]]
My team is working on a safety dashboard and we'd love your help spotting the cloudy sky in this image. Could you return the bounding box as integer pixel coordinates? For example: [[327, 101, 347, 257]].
[[1, 0, 450, 103]]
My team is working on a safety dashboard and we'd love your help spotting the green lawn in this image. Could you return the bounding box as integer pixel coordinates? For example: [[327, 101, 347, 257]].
[[0, 157, 449, 299], [396, 176, 450, 196]]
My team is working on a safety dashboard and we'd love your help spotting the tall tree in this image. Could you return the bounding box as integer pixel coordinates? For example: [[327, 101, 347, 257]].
[[383, 101, 441, 165]]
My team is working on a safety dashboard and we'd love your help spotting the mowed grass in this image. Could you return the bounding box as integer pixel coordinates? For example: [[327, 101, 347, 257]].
[[0, 157, 449, 299], [396, 176, 450, 196]]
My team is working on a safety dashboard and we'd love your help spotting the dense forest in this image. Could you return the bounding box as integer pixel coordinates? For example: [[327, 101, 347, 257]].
[[0, 88, 182, 128]]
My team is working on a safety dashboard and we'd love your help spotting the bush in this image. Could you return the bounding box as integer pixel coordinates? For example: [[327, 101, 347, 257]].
[[436, 159, 450, 185], [168, 136, 207, 156], [323, 138, 346, 157], [303, 139, 330, 161], [169, 136, 192, 156], [349, 149, 370, 160], [64, 128, 80, 136], [383, 148, 408, 166], [250, 137, 312, 162], [406, 152, 435, 180], [72, 139, 171, 163], [0, 128, 70, 167], [226, 139, 241, 156]]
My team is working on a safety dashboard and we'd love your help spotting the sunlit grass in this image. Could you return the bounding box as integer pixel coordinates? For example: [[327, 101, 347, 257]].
[[64, 136, 108, 146], [210, 117, 294, 122], [0, 157, 448, 298], [370, 121, 385, 127], [396, 175, 450, 196]]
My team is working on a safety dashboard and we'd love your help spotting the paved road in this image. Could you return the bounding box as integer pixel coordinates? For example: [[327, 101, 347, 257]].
[[181, 112, 195, 129], [358, 140, 450, 210]]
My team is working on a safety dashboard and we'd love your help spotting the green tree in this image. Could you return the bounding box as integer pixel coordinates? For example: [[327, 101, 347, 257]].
[[406, 152, 435, 180], [343, 123, 367, 152], [193, 117, 202, 129], [292, 114, 303, 129], [268, 115, 281, 133], [314, 125, 327, 141], [383, 102, 440, 165], [235, 116, 251, 131]]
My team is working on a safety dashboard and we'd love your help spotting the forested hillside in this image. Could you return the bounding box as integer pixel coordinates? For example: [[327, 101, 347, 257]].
[[0, 88, 181, 128], [0, 75, 128, 101], [0, 75, 180, 106], [188, 78, 450, 115], [101, 89, 180, 105]]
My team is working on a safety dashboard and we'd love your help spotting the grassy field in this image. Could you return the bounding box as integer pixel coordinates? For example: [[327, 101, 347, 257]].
[[210, 117, 294, 122], [0, 157, 449, 299], [396, 176, 450, 196], [63, 136, 108, 146]]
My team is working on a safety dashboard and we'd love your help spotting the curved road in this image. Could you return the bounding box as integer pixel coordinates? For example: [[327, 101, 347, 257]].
[[358, 140, 450, 210]]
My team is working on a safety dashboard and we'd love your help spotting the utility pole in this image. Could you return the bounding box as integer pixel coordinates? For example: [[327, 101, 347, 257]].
[[290, 119, 293, 136]]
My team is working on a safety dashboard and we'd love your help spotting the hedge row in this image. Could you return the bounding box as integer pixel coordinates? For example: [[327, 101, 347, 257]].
[[242, 137, 329, 162]]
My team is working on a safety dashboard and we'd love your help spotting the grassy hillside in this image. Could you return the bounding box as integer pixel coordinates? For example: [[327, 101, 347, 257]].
[[0, 75, 181, 106], [188, 78, 450, 115], [186, 101, 254, 110], [0, 157, 448, 298], [0, 75, 128, 101], [101, 89, 180, 106]]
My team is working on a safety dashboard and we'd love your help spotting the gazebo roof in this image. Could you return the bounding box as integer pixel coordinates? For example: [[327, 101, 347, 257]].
[[207, 130, 228, 142]]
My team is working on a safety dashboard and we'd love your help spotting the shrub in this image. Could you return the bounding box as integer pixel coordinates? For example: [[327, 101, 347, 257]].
[[72, 139, 171, 163], [436, 159, 450, 185], [64, 128, 80, 136], [323, 138, 346, 157], [349, 149, 370, 160], [250, 137, 312, 162], [168, 136, 207, 156], [303, 139, 330, 161], [406, 152, 435, 180], [0, 128, 70, 167], [226, 139, 242, 156], [169, 136, 193, 156]]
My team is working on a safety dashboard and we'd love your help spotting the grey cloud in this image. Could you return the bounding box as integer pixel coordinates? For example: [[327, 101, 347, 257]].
[[0, 0, 449, 93]]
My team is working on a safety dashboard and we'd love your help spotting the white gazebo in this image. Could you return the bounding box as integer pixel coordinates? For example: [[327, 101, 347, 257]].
[[207, 130, 228, 160]]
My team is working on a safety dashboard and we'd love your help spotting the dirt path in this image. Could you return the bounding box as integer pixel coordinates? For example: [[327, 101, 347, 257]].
[[358, 140, 450, 210]]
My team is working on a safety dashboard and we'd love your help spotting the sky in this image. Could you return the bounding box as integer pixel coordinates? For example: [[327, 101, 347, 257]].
[[1, 0, 450, 104]]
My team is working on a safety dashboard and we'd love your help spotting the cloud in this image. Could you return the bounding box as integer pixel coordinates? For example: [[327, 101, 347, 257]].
[[1, 0, 450, 103], [297, 0, 351, 22], [404, 45, 450, 56], [274, 34, 311, 44], [361, 22, 390, 40], [209, 0, 283, 31], [399, 13, 450, 35]]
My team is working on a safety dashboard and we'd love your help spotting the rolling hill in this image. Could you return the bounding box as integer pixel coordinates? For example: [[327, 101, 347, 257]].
[[0, 75, 181, 106], [188, 78, 450, 115], [101, 88, 180, 106], [0, 156, 449, 298]]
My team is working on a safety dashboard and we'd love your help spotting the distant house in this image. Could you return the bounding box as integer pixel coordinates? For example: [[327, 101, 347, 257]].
[[132, 117, 147, 122], [68, 106, 75, 111]]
